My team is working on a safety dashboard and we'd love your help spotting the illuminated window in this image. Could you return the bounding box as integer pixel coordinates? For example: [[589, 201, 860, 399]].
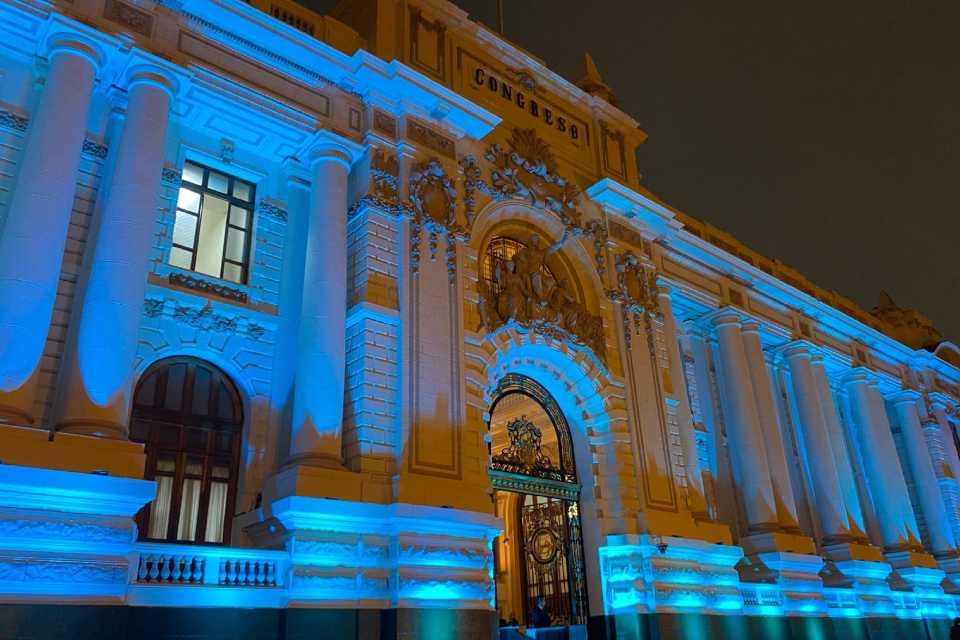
[[131, 358, 243, 545], [169, 162, 255, 284]]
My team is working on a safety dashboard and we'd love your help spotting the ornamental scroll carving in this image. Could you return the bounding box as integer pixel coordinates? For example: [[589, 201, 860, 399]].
[[477, 232, 606, 362], [408, 158, 463, 281], [611, 251, 661, 348], [484, 128, 581, 227], [490, 416, 567, 481], [465, 128, 609, 277]]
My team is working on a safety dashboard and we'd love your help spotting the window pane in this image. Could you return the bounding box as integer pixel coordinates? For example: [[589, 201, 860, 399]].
[[208, 171, 228, 194], [204, 481, 229, 543], [177, 478, 201, 541], [222, 262, 243, 284], [225, 228, 246, 262], [148, 475, 173, 539], [232, 181, 252, 202], [169, 246, 193, 270], [163, 364, 186, 411], [228, 205, 248, 228], [172, 211, 197, 248], [156, 457, 176, 473], [192, 366, 211, 416], [135, 373, 157, 407], [177, 188, 201, 213], [195, 195, 229, 278], [182, 162, 204, 185]]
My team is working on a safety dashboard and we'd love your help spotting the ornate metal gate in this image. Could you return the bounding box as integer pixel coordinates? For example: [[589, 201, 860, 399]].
[[518, 494, 587, 626], [489, 374, 588, 627]]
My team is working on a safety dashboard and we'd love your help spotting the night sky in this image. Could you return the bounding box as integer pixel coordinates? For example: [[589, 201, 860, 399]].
[[305, 1, 960, 342]]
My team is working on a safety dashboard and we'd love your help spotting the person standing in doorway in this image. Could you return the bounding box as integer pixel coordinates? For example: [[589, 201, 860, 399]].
[[529, 597, 551, 628]]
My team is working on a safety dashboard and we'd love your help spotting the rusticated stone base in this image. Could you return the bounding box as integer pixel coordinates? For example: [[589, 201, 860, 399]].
[[588, 611, 950, 639], [0, 606, 496, 640]]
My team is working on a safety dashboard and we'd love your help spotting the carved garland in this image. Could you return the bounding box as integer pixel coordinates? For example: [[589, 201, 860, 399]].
[[408, 158, 463, 282], [610, 251, 661, 349]]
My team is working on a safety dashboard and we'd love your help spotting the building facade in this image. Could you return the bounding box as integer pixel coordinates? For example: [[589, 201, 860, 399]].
[[1, 0, 960, 638]]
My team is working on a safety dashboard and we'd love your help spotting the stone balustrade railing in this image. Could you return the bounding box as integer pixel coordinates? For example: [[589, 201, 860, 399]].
[[133, 542, 286, 588]]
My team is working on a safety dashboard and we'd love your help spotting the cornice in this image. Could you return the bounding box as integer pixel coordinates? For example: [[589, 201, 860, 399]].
[[586, 178, 682, 241], [176, 0, 499, 140]]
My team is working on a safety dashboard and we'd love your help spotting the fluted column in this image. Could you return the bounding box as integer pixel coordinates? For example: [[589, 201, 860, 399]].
[[712, 313, 778, 532], [741, 323, 800, 531], [58, 70, 175, 437], [891, 390, 957, 556], [656, 285, 707, 516], [288, 142, 354, 467], [845, 372, 922, 551], [0, 40, 101, 425], [782, 344, 849, 541]]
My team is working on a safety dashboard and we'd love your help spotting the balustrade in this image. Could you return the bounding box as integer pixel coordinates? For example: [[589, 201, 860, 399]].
[[133, 543, 284, 588]]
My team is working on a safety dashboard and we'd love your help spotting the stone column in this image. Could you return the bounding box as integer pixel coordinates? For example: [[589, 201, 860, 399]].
[[741, 323, 800, 531], [809, 354, 867, 536], [844, 372, 921, 551], [712, 313, 778, 532], [0, 41, 100, 425], [929, 396, 960, 487], [891, 390, 957, 556], [782, 344, 849, 541], [58, 71, 175, 437], [288, 143, 354, 467], [656, 285, 707, 517]]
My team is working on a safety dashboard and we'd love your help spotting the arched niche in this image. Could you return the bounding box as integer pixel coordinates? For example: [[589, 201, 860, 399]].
[[470, 199, 607, 316], [470, 200, 610, 366]]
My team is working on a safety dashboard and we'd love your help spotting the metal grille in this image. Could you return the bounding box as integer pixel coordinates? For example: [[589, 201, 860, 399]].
[[482, 236, 556, 297], [519, 495, 587, 626]]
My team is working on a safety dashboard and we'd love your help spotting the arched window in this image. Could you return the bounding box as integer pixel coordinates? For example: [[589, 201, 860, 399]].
[[131, 357, 243, 544], [482, 236, 556, 298]]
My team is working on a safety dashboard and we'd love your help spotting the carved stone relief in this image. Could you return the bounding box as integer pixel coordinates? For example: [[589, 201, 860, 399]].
[[484, 128, 581, 226], [477, 230, 606, 362], [408, 158, 462, 281], [610, 251, 660, 349]]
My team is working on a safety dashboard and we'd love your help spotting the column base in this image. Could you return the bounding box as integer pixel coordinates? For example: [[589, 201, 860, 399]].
[[0, 463, 154, 603], [598, 534, 743, 615], [263, 463, 388, 505], [739, 532, 825, 615], [885, 550, 948, 617], [250, 494, 499, 610], [936, 554, 960, 594], [822, 542, 895, 617]]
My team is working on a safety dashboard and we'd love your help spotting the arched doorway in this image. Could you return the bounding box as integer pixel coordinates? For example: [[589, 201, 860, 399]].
[[489, 374, 588, 628], [130, 357, 243, 544]]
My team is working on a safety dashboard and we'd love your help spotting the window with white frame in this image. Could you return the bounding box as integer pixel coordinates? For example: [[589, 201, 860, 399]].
[[169, 162, 255, 284]]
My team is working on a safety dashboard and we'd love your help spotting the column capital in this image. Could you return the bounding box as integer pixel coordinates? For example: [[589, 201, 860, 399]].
[[927, 391, 958, 412], [123, 65, 181, 101], [842, 367, 877, 388], [43, 34, 107, 75], [41, 16, 116, 76], [888, 389, 922, 405], [711, 310, 742, 329], [282, 157, 313, 188], [780, 340, 818, 361], [306, 130, 366, 170], [740, 321, 762, 335]]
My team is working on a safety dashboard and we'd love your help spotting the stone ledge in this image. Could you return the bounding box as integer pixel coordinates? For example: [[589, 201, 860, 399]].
[[0, 424, 146, 479]]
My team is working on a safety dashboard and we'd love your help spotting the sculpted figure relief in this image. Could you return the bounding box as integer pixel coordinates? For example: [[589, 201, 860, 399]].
[[478, 233, 606, 362]]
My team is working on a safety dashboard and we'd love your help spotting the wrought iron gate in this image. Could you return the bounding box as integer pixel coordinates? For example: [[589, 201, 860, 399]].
[[518, 494, 587, 626]]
